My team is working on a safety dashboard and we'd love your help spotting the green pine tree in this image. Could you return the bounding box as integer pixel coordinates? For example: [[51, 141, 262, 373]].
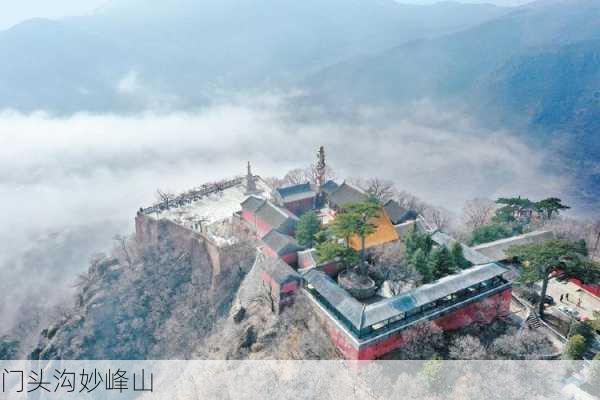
[[428, 246, 455, 280], [450, 242, 471, 270], [295, 211, 321, 248], [411, 248, 433, 284]]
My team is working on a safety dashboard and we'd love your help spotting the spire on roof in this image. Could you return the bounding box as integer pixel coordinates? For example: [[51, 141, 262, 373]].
[[245, 161, 259, 194], [316, 146, 326, 190]]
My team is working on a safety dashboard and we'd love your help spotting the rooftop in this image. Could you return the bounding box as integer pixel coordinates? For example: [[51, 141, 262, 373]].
[[275, 182, 316, 203], [328, 182, 369, 209], [383, 200, 408, 225], [472, 230, 555, 262], [262, 230, 302, 256], [254, 200, 299, 230], [304, 262, 508, 333], [258, 252, 301, 285], [431, 231, 493, 266]]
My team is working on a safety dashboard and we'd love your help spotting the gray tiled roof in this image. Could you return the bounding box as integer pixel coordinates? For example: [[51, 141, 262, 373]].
[[362, 263, 507, 327], [328, 182, 369, 208], [431, 231, 493, 266], [321, 180, 339, 195], [255, 200, 299, 230], [305, 261, 507, 331], [257, 253, 300, 285], [262, 230, 302, 256], [383, 200, 408, 225], [241, 195, 265, 213], [276, 183, 316, 203], [303, 269, 365, 329], [472, 230, 554, 262], [297, 248, 318, 269]]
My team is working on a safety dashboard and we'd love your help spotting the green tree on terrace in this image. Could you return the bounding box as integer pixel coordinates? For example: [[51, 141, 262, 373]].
[[295, 211, 321, 248], [405, 224, 434, 258], [428, 246, 456, 280], [450, 242, 471, 270], [345, 200, 381, 267], [469, 223, 514, 246], [315, 240, 359, 268], [565, 334, 587, 360], [507, 239, 590, 318], [534, 197, 570, 220], [411, 248, 433, 284]]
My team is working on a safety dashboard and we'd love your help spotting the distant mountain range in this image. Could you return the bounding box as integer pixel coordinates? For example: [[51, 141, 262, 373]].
[[0, 0, 598, 208], [0, 0, 508, 113]]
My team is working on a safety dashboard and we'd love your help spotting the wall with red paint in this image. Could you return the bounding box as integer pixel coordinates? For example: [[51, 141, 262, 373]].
[[241, 209, 277, 238], [356, 288, 512, 360], [309, 287, 512, 360]]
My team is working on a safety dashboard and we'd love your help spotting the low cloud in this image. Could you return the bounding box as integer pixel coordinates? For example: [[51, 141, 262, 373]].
[[0, 95, 573, 337]]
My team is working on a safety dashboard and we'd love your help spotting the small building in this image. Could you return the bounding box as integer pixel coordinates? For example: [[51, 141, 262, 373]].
[[348, 209, 400, 252], [303, 262, 511, 360], [472, 230, 555, 262], [261, 229, 303, 266], [257, 252, 302, 313], [383, 199, 417, 225], [297, 248, 343, 276], [326, 181, 369, 210], [241, 196, 299, 238], [273, 182, 316, 216]]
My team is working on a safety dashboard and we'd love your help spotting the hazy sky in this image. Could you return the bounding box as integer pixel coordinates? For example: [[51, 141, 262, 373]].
[[0, 0, 533, 30], [0, 0, 108, 30]]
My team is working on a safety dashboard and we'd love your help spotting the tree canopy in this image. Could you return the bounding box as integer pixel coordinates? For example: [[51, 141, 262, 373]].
[[295, 211, 321, 248], [507, 239, 592, 316]]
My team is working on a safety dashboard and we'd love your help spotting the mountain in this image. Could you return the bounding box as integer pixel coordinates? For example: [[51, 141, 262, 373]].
[[0, 0, 508, 113], [303, 0, 600, 211], [306, 0, 599, 108]]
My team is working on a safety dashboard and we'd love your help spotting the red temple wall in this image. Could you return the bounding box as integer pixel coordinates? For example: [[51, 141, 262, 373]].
[[314, 287, 512, 360], [355, 288, 512, 360]]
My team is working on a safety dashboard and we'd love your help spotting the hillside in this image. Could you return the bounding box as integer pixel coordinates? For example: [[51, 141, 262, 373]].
[[0, 0, 507, 113], [303, 0, 600, 211]]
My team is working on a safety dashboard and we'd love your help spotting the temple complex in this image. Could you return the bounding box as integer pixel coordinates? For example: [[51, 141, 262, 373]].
[[135, 146, 512, 359]]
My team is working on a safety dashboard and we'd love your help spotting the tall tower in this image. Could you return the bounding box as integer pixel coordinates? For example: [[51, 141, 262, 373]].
[[316, 146, 326, 191], [245, 161, 258, 194]]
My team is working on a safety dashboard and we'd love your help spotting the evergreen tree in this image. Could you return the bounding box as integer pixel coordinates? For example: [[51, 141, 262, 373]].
[[534, 197, 570, 220], [295, 211, 321, 248], [450, 242, 471, 270], [565, 334, 587, 360], [428, 246, 455, 280], [507, 239, 594, 318], [411, 248, 433, 283], [405, 224, 434, 258], [470, 223, 513, 246]]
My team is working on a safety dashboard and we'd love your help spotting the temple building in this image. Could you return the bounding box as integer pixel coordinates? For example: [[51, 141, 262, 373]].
[[137, 147, 513, 359]]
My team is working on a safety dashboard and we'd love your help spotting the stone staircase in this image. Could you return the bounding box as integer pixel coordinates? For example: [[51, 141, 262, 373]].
[[526, 313, 542, 329]]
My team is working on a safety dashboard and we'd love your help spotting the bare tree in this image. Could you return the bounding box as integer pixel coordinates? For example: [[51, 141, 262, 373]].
[[156, 189, 176, 209], [251, 281, 277, 314], [424, 207, 450, 231], [113, 234, 134, 268], [463, 198, 496, 230], [352, 177, 396, 203], [393, 321, 444, 359], [395, 190, 426, 214], [449, 335, 488, 360]]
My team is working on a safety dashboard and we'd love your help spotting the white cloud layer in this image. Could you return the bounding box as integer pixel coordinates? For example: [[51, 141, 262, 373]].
[[0, 96, 572, 336]]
